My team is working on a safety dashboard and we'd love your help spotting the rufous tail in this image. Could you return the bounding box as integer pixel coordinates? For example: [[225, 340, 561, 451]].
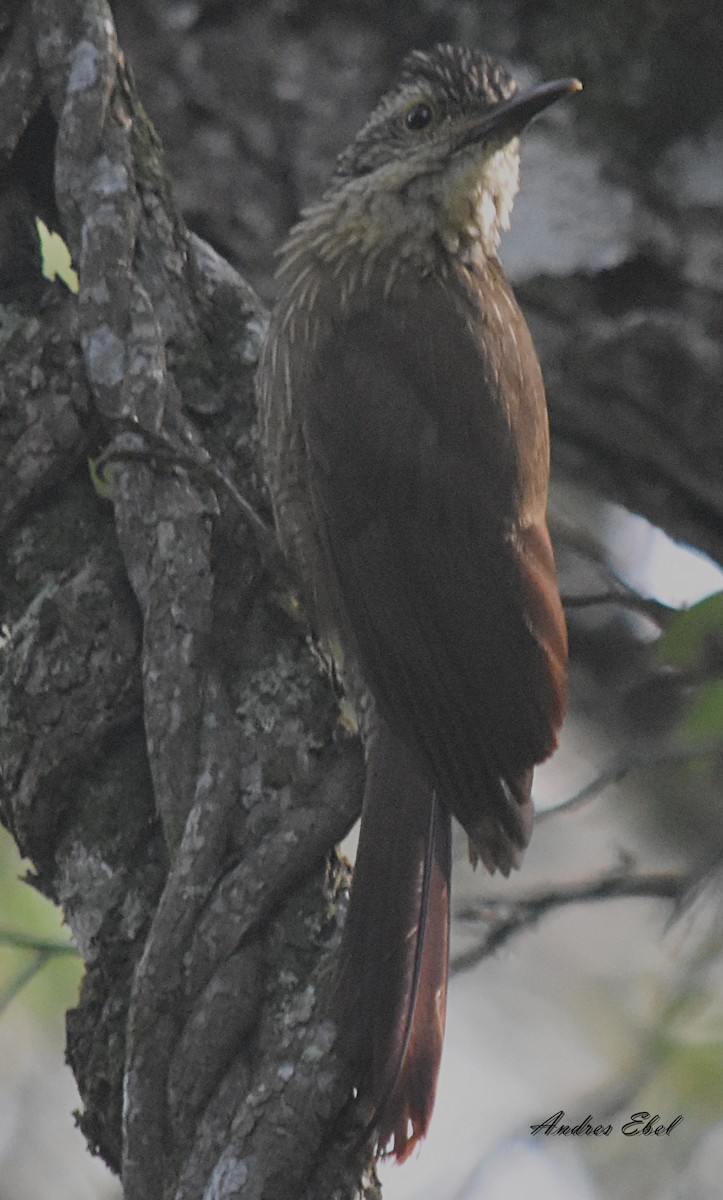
[[333, 718, 451, 1161]]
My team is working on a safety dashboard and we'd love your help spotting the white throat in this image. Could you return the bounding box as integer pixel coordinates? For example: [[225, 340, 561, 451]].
[[440, 143, 521, 256]]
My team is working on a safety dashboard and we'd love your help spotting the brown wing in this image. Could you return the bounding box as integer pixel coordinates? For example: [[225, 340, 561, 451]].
[[303, 267, 567, 870]]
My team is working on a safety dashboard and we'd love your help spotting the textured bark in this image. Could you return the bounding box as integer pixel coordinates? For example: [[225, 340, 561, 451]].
[[1, 1, 721, 1199], [1, 3, 369, 1198]]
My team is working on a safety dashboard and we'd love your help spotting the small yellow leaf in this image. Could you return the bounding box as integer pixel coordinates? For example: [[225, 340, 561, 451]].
[[35, 217, 79, 294]]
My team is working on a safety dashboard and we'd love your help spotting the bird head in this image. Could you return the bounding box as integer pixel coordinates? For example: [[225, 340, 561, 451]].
[[330, 44, 581, 256]]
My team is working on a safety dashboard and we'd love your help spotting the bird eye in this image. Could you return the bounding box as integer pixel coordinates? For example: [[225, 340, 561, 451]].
[[405, 102, 434, 131]]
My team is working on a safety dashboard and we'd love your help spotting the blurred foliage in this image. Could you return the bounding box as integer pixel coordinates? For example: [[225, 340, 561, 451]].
[[654, 591, 723, 744], [684, 680, 723, 744], [0, 826, 81, 1021], [653, 980, 723, 1119], [656, 592, 723, 672], [655, 1037, 723, 1118]]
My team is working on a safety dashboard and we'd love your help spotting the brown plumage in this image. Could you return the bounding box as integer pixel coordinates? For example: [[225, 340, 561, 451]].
[[258, 44, 578, 1161]]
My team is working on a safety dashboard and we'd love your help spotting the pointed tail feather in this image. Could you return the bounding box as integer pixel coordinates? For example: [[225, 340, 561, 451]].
[[333, 718, 451, 1160]]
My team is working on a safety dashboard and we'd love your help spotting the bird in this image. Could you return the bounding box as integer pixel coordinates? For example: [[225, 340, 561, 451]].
[[258, 43, 578, 1162]]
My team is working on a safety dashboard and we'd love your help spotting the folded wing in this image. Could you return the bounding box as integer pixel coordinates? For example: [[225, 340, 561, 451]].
[[303, 269, 567, 870]]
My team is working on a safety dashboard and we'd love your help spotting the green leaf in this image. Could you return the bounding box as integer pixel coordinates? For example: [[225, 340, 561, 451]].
[[35, 216, 79, 293], [656, 591, 723, 671]]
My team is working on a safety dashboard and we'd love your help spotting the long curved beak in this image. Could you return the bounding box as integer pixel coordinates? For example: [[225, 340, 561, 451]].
[[456, 77, 582, 149]]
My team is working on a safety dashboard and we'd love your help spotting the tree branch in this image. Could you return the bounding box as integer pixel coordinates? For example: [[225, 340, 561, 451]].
[[452, 865, 684, 976], [538, 741, 723, 823], [1, 3, 372, 1196]]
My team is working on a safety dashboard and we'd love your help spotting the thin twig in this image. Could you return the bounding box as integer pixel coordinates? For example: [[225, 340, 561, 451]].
[[0, 949, 53, 1014], [562, 588, 675, 627], [0, 926, 78, 955], [553, 517, 678, 628], [451, 867, 684, 976], [538, 740, 723, 822]]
